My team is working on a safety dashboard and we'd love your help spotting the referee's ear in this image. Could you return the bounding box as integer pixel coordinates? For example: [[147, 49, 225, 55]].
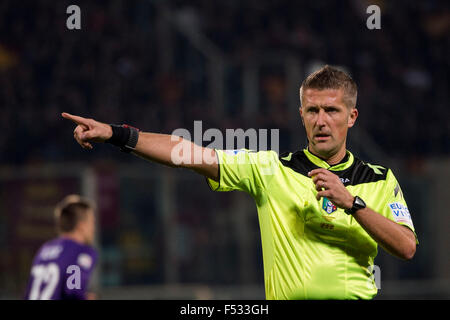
[[299, 105, 305, 126], [347, 107, 358, 128]]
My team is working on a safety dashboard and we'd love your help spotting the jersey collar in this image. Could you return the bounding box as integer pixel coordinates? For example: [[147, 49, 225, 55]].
[[303, 148, 354, 171]]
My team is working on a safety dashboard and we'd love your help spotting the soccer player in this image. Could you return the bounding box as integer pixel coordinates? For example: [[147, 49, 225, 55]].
[[62, 65, 417, 299], [24, 195, 98, 300]]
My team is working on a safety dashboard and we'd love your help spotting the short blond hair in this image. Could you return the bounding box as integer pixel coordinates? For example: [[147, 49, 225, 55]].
[[300, 65, 358, 108]]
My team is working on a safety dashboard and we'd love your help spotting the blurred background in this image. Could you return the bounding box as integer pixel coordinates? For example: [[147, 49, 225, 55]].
[[0, 0, 449, 299]]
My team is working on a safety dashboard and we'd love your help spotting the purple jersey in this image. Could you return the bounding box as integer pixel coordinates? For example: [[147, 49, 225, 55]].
[[24, 237, 97, 300]]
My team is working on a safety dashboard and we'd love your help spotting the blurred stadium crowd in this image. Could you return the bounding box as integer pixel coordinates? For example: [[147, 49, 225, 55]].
[[0, 0, 448, 165], [0, 0, 449, 298]]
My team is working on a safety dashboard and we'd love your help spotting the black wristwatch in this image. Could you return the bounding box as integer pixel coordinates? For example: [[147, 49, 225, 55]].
[[345, 196, 366, 215]]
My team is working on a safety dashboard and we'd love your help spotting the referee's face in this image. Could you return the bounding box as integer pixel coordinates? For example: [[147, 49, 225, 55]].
[[300, 88, 358, 161]]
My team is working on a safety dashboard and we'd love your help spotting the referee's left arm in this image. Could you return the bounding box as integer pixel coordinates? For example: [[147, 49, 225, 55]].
[[309, 168, 416, 261], [349, 207, 416, 260]]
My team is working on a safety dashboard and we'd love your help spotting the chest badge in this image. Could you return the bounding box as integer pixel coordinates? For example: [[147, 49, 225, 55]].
[[322, 197, 337, 214]]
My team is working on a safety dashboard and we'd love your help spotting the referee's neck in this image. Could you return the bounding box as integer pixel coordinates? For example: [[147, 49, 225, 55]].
[[307, 147, 348, 166]]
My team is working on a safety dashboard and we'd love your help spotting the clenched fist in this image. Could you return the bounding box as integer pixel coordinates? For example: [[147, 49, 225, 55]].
[[61, 113, 113, 150]]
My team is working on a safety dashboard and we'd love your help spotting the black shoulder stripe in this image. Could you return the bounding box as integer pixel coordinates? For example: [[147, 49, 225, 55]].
[[279, 151, 389, 186], [340, 157, 388, 186]]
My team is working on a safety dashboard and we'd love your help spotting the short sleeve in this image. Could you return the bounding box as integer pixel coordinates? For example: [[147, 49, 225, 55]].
[[206, 149, 279, 197], [379, 169, 419, 244]]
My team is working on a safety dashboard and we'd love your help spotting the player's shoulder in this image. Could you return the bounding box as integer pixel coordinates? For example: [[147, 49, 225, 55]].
[[34, 237, 65, 261], [64, 240, 98, 270], [56, 238, 97, 264], [67, 239, 98, 258]]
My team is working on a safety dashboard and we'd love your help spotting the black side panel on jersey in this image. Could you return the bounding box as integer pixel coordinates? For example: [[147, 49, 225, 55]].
[[279, 151, 388, 187]]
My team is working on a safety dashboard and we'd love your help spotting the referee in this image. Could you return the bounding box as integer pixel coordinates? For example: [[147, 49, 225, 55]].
[[62, 65, 417, 300]]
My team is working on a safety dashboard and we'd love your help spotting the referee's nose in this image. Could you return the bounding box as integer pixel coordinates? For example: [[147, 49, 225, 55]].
[[316, 108, 327, 127]]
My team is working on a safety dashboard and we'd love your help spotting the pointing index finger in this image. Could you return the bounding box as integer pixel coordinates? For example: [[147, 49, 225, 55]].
[[61, 112, 90, 126]]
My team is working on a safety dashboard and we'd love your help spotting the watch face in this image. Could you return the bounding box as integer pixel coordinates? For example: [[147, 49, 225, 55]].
[[345, 196, 366, 215], [355, 197, 366, 208]]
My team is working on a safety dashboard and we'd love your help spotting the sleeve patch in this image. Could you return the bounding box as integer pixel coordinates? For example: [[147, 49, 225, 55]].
[[388, 202, 413, 227], [77, 253, 93, 270]]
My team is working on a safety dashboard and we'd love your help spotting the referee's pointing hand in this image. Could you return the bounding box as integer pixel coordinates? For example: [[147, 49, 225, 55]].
[[61, 113, 112, 150], [308, 168, 354, 210]]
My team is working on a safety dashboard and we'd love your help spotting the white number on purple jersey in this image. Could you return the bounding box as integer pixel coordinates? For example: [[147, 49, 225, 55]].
[[28, 263, 60, 300]]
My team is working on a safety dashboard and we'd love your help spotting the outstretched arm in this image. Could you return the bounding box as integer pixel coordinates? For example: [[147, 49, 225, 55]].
[[61, 113, 219, 181]]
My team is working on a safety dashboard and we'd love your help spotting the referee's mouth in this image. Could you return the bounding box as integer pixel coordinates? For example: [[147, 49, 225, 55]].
[[314, 133, 331, 141]]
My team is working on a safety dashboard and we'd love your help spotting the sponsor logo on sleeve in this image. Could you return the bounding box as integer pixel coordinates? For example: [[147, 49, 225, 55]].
[[77, 253, 93, 270], [388, 202, 414, 227]]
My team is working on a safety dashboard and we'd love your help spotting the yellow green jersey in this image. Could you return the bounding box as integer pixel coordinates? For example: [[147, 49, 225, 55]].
[[207, 148, 418, 300]]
